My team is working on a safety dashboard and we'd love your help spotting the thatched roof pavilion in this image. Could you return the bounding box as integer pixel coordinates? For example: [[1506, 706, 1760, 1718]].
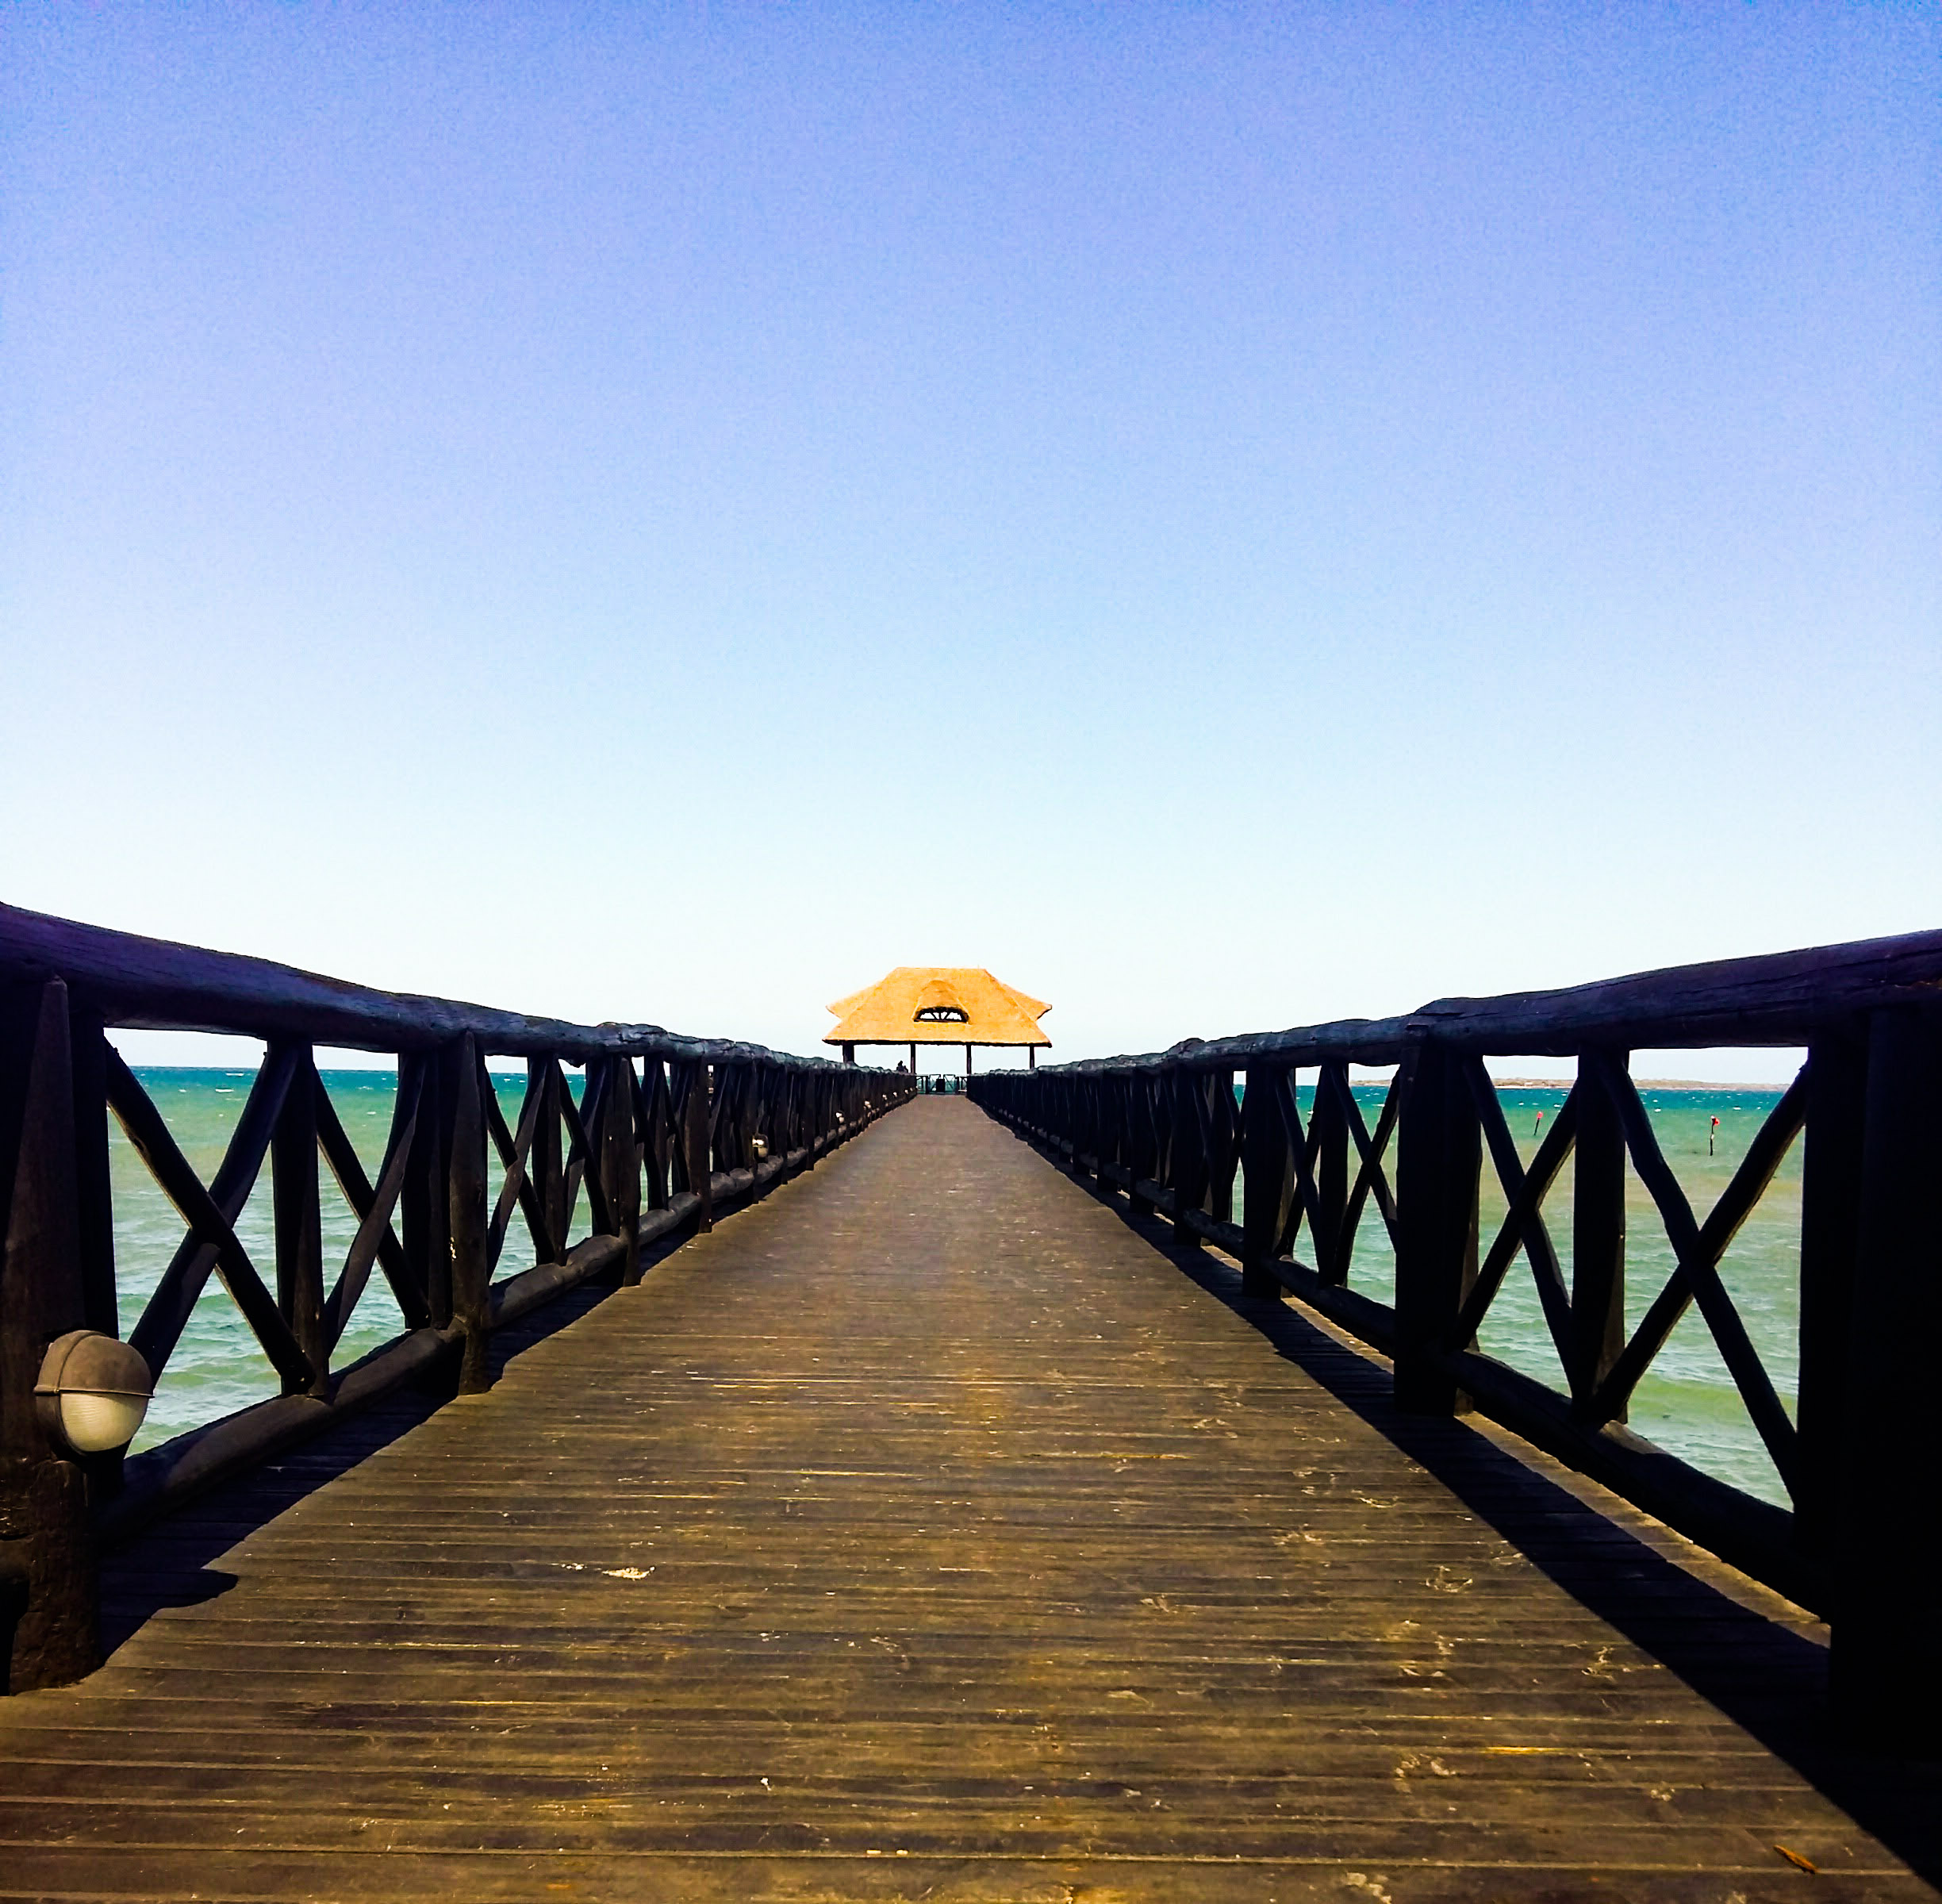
[[824, 967, 1051, 1073]]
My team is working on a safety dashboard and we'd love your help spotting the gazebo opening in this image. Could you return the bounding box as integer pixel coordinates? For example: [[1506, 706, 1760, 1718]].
[[912, 978, 970, 1023]]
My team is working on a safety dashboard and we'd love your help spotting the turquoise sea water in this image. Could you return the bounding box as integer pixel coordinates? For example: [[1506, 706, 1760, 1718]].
[[1238, 1081, 1802, 1508], [113, 1069, 1803, 1509], [116, 1069, 585, 1456]]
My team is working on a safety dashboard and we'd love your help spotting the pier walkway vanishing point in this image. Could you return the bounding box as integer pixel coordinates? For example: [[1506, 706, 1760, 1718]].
[[5, 1096, 1940, 1902]]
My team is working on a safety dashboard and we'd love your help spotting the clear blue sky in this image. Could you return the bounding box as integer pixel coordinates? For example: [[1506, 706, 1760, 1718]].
[[3, 4, 1936, 1071]]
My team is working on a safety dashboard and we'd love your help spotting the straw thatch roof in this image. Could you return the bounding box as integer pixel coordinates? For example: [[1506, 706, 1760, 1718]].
[[824, 968, 1052, 1048]]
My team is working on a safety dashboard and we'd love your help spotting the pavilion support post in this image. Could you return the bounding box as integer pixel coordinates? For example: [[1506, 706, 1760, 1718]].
[[909, 1042, 915, 1073], [841, 1042, 854, 1066], [965, 1043, 973, 1081], [1029, 1047, 1036, 1070]]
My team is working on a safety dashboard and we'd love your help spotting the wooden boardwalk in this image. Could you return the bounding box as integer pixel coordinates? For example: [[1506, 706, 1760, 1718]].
[[2, 1097, 1937, 1901]]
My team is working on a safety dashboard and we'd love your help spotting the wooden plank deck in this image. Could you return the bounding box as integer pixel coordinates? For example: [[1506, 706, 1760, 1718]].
[[2, 1096, 1938, 1902]]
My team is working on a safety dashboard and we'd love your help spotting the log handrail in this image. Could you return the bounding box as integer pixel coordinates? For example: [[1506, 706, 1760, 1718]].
[[1032, 924, 1942, 1070], [0, 901, 845, 1061]]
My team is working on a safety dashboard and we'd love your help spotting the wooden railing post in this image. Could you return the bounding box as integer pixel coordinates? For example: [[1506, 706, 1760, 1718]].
[[1242, 1064, 1294, 1299], [606, 1058, 643, 1287], [1828, 1003, 1942, 1750], [1171, 1069, 1219, 1247], [1314, 1065, 1349, 1283], [642, 1061, 671, 1211], [271, 1044, 328, 1399], [446, 1036, 490, 1393], [687, 1063, 713, 1234], [1128, 1077, 1157, 1215], [1794, 1022, 1867, 1561], [1092, 1076, 1119, 1190], [403, 1054, 450, 1326], [0, 980, 97, 1690], [535, 1061, 566, 1265], [66, 998, 117, 1342], [1394, 1041, 1479, 1415], [1572, 1050, 1629, 1416], [1208, 1069, 1238, 1226]]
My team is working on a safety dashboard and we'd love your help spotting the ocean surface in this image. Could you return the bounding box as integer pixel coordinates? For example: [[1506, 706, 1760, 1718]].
[[113, 1069, 1803, 1509], [1243, 1081, 1802, 1509], [115, 1070, 577, 1457]]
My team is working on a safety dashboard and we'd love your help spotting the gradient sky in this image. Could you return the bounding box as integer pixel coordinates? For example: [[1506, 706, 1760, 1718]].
[[3, 4, 1936, 1072]]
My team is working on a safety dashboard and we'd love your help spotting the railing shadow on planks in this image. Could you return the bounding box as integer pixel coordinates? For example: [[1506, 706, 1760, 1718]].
[[0, 903, 913, 1694], [967, 927, 1942, 1752]]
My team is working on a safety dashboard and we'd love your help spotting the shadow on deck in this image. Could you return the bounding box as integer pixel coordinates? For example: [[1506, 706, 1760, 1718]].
[[1038, 1130, 1942, 1885]]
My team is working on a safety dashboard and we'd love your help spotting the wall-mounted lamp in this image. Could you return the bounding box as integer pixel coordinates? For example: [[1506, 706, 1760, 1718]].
[[750, 1134, 770, 1161], [34, 1332, 153, 1458]]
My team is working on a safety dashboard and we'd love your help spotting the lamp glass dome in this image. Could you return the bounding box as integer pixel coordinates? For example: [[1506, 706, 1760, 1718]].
[[59, 1388, 150, 1455]]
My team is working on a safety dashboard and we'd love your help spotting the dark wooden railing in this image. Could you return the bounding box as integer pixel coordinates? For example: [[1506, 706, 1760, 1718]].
[[969, 927, 1942, 1747], [0, 904, 912, 1691]]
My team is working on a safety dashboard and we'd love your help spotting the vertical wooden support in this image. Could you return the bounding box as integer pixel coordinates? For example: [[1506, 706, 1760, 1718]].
[[527, 1058, 562, 1265], [1828, 1004, 1942, 1750], [446, 1037, 491, 1393], [610, 1058, 644, 1286], [1070, 1078, 1092, 1178], [0, 980, 97, 1691], [1094, 1076, 1119, 1190], [1208, 1070, 1238, 1225], [1129, 1077, 1156, 1216], [1171, 1070, 1207, 1247], [1314, 1065, 1349, 1284], [687, 1064, 713, 1234], [271, 1045, 328, 1399], [709, 1065, 736, 1173], [1394, 1041, 1480, 1415], [668, 1065, 693, 1196], [642, 1062, 671, 1209], [1242, 1065, 1295, 1299], [65, 1000, 117, 1339], [1794, 1027, 1867, 1561], [402, 1054, 450, 1326], [546, 1063, 572, 1259], [1572, 1050, 1629, 1416]]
